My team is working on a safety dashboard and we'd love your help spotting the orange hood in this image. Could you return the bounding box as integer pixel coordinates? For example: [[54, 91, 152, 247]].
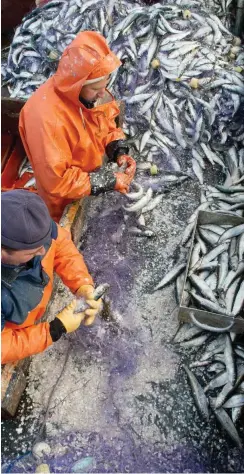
[[53, 31, 121, 107]]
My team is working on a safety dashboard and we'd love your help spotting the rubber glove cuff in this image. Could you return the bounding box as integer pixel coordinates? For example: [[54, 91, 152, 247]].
[[89, 167, 116, 195]]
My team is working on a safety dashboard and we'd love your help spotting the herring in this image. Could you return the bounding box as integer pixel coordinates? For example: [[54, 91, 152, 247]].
[[153, 263, 186, 292], [183, 364, 209, 420], [123, 188, 153, 213]]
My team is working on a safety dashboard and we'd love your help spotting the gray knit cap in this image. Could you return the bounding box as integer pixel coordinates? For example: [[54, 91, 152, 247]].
[[1, 190, 52, 250]]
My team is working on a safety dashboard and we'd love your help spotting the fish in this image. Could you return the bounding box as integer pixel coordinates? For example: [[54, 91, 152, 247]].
[[197, 242, 229, 268], [209, 399, 242, 448], [19, 165, 34, 178], [224, 334, 236, 386], [141, 194, 163, 213], [17, 156, 29, 177], [190, 292, 229, 315], [204, 370, 229, 392], [190, 243, 203, 271], [200, 335, 226, 360], [207, 362, 226, 373], [189, 275, 219, 303], [23, 177, 36, 188], [75, 283, 110, 313], [183, 364, 209, 420], [225, 278, 242, 314], [232, 406, 244, 424], [173, 323, 204, 343], [179, 334, 210, 348], [127, 226, 155, 237], [223, 261, 244, 292], [217, 251, 229, 292], [198, 228, 221, 246], [175, 272, 185, 305], [153, 263, 186, 292], [223, 393, 244, 409], [232, 280, 244, 317], [181, 221, 196, 246], [218, 223, 244, 243], [125, 182, 144, 201], [123, 187, 153, 213], [215, 382, 235, 409]]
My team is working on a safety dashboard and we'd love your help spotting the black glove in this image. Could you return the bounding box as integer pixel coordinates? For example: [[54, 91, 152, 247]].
[[105, 140, 129, 163], [89, 166, 116, 195]]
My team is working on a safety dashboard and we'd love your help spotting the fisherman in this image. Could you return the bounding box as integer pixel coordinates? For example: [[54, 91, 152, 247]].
[[19, 30, 136, 222], [1, 190, 102, 364]]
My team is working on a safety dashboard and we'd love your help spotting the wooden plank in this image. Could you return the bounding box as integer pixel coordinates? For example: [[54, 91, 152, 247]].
[[2, 365, 27, 418], [1, 358, 30, 418]]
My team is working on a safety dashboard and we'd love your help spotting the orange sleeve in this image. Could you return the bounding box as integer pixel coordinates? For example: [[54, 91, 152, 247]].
[[102, 102, 125, 149], [54, 225, 93, 292], [103, 125, 125, 149], [19, 116, 92, 200], [1, 323, 53, 364]]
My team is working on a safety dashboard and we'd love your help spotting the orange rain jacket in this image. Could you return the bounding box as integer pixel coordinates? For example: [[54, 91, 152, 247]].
[[1, 224, 93, 364], [19, 31, 125, 221]]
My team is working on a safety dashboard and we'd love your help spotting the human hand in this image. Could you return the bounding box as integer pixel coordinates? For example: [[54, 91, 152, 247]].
[[117, 155, 136, 180], [76, 284, 102, 326], [56, 300, 85, 333]]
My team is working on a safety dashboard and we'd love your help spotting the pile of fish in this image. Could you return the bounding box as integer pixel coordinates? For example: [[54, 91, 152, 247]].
[[185, 221, 244, 319], [2, 0, 140, 99], [201, 0, 236, 28], [17, 155, 36, 188], [148, 148, 243, 445], [2, 1, 243, 178], [109, 3, 244, 180], [152, 145, 244, 296], [173, 328, 244, 448]]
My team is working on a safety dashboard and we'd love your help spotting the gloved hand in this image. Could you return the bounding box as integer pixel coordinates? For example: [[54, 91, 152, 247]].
[[76, 284, 102, 326], [89, 156, 136, 196], [56, 300, 85, 333], [114, 155, 136, 194], [117, 155, 136, 179]]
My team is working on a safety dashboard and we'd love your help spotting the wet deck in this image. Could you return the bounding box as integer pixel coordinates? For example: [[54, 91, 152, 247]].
[[2, 169, 244, 473]]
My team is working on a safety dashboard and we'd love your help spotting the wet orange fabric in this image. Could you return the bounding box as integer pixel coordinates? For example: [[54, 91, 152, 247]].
[[19, 31, 125, 221], [1, 225, 93, 363]]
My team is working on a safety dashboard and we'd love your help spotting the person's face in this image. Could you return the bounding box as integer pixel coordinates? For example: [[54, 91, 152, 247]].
[[80, 76, 110, 102], [1, 246, 46, 266]]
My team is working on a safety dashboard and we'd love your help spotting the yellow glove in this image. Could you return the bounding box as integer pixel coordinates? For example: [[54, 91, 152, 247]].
[[76, 284, 95, 299], [56, 300, 85, 333], [76, 284, 102, 326]]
